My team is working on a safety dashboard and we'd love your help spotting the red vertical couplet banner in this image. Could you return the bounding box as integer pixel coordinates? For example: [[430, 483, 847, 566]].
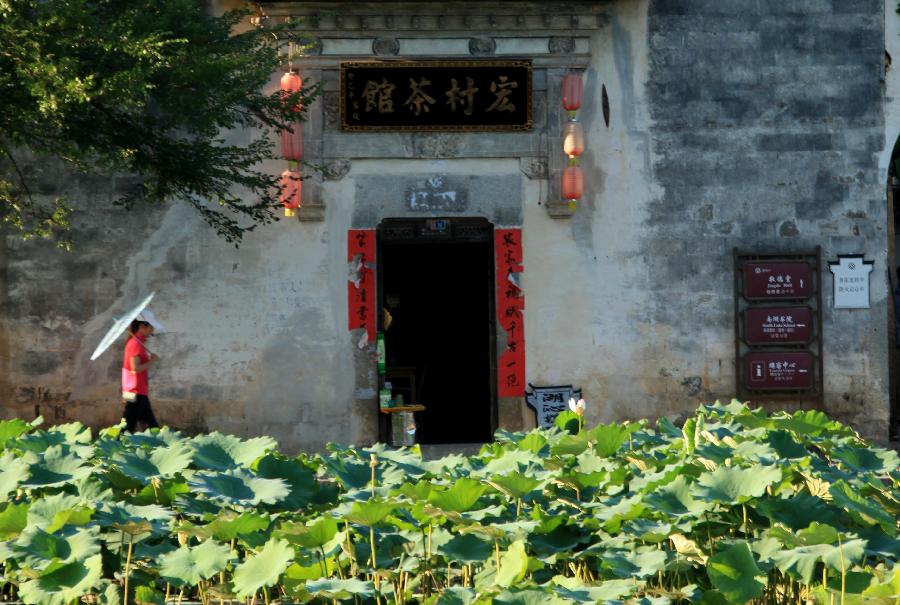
[[348, 229, 377, 342], [495, 228, 525, 397]]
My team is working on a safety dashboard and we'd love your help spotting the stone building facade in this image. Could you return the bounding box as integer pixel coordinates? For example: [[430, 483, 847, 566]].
[[1, 0, 897, 450]]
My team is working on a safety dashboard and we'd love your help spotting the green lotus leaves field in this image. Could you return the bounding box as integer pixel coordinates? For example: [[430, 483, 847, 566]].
[[0, 400, 897, 604]]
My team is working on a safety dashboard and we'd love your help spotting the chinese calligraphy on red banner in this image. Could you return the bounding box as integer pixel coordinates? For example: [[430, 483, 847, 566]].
[[347, 229, 376, 342], [495, 229, 525, 397]]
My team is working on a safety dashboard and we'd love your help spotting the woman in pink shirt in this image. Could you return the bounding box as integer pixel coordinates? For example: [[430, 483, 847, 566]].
[[122, 319, 160, 432]]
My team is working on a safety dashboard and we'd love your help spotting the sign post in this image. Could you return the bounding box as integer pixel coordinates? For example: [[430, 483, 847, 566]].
[[734, 248, 824, 408]]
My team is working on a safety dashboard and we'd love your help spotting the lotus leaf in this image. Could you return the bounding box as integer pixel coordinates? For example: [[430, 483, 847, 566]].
[[550, 432, 593, 457], [756, 493, 842, 530], [600, 547, 667, 579], [12, 525, 100, 570], [133, 585, 165, 605], [255, 453, 318, 509], [232, 538, 294, 598], [22, 445, 92, 488], [345, 499, 396, 526], [16, 554, 103, 605], [487, 474, 543, 500], [766, 430, 809, 459], [771, 539, 866, 584], [158, 539, 234, 586], [190, 432, 277, 470], [303, 577, 375, 598], [0, 403, 897, 604], [589, 422, 639, 458], [554, 410, 582, 435], [0, 418, 32, 448], [434, 586, 477, 605], [550, 576, 640, 602], [438, 532, 492, 563], [643, 475, 709, 517], [696, 464, 782, 504], [188, 468, 289, 507], [0, 452, 30, 495], [95, 502, 173, 536], [0, 502, 28, 539], [706, 542, 765, 604], [493, 588, 571, 605], [111, 442, 193, 481], [428, 478, 489, 512], [830, 480, 897, 534], [480, 448, 542, 475]]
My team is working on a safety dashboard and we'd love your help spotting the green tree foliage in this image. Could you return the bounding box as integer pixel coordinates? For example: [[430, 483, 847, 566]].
[[0, 0, 314, 247]]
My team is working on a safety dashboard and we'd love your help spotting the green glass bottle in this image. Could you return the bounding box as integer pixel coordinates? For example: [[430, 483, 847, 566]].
[[376, 331, 386, 374]]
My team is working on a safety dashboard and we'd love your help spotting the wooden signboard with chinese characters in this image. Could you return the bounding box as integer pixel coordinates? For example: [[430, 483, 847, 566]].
[[744, 351, 815, 390], [341, 60, 533, 131], [734, 248, 824, 406], [744, 307, 813, 345]]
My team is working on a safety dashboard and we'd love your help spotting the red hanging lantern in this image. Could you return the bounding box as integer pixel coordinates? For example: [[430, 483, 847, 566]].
[[281, 124, 303, 164], [562, 73, 583, 116], [279, 72, 303, 165], [280, 169, 302, 217], [280, 71, 303, 112], [562, 120, 585, 159], [562, 165, 583, 210]]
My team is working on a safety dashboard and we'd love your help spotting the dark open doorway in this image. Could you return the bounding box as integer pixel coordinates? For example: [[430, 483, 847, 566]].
[[377, 218, 497, 444]]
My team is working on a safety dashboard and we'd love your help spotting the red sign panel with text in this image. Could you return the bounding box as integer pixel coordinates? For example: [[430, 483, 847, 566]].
[[495, 229, 525, 397], [347, 229, 376, 342], [744, 351, 814, 390], [744, 306, 813, 345], [743, 262, 812, 299]]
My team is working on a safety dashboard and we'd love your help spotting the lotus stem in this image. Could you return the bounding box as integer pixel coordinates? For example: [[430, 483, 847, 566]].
[[123, 533, 134, 605], [263, 586, 270, 605], [177, 589, 184, 605], [495, 540, 501, 576], [838, 534, 845, 605]]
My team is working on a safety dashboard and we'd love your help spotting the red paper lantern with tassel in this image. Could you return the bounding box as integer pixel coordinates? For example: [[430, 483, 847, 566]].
[[562, 73, 583, 116], [563, 120, 585, 159], [280, 169, 302, 217], [280, 72, 303, 164], [281, 124, 302, 163], [562, 166, 583, 210], [280, 72, 303, 112]]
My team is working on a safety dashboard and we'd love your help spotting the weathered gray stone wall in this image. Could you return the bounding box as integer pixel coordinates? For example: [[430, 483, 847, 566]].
[[0, 0, 894, 448], [645, 0, 889, 435]]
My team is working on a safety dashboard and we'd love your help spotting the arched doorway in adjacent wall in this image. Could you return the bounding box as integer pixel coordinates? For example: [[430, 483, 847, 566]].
[[887, 136, 900, 440]]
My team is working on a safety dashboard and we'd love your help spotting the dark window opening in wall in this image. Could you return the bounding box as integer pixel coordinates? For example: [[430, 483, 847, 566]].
[[377, 218, 497, 444], [888, 137, 900, 440]]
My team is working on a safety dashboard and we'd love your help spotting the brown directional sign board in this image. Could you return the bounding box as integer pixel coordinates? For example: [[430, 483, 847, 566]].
[[744, 306, 813, 345], [742, 262, 812, 300], [744, 351, 815, 390], [734, 249, 823, 405]]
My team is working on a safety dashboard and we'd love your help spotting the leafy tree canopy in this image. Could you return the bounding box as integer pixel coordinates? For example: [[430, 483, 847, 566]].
[[0, 0, 313, 248]]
